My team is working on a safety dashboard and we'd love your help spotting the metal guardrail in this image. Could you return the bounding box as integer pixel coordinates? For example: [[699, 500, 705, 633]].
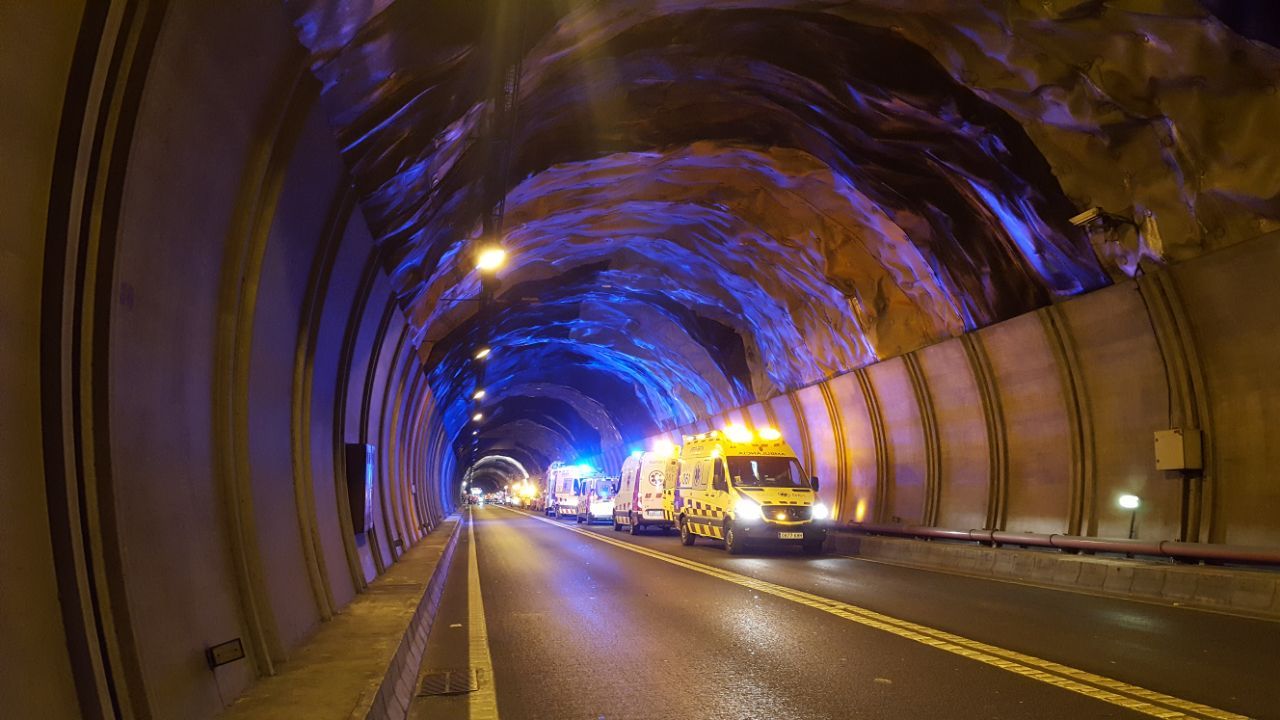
[[845, 523, 1280, 567]]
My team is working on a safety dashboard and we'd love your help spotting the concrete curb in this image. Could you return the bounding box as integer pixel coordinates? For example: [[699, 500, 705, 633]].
[[361, 515, 465, 720], [830, 532, 1280, 621]]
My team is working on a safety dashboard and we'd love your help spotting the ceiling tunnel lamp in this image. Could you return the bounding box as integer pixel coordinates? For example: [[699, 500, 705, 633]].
[[474, 389, 486, 400], [475, 245, 507, 272], [472, 430, 478, 436], [473, 412, 484, 422], [474, 347, 491, 360]]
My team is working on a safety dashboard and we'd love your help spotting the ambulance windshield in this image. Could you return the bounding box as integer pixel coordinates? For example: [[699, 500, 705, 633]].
[[727, 457, 808, 488]]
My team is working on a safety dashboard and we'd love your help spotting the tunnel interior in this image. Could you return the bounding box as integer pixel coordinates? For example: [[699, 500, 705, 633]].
[[6, 2, 1280, 719], [285, 0, 1276, 481]]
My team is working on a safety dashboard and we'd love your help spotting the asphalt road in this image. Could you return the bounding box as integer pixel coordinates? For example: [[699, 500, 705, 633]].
[[415, 506, 1279, 720]]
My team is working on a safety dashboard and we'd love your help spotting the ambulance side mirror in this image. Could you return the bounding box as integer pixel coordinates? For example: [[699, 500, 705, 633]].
[[810, 476, 820, 491]]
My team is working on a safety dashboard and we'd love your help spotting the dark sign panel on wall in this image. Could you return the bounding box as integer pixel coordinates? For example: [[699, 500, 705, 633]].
[[345, 443, 375, 534]]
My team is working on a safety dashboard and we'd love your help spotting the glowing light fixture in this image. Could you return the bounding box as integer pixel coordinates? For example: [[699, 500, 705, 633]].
[[630, 450, 643, 458], [472, 412, 483, 422], [472, 430, 478, 436], [811, 502, 831, 520], [475, 245, 507, 272], [474, 347, 491, 360], [758, 427, 782, 441], [653, 439, 676, 458], [1118, 494, 1141, 509], [723, 424, 754, 443], [473, 389, 486, 400]]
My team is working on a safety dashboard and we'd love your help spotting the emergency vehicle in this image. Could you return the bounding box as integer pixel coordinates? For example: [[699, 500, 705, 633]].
[[613, 446, 678, 534], [575, 476, 618, 524], [668, 425, 828, 554], [545, 461, 592, 519]]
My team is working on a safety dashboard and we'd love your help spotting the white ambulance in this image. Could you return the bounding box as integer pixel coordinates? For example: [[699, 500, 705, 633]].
[[613, 445, 678, 534], [670, 425, 828, 554], [545, 461, 591, 519], [575, 475, 618, 524]]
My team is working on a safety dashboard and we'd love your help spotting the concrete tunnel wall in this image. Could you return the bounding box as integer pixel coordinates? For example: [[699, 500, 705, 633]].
[[2, 3, 454, 719], [606, 230, 1280, 549]]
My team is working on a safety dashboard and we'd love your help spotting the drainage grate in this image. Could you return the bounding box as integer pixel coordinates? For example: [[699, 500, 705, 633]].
[[417, 668, 482, 697]]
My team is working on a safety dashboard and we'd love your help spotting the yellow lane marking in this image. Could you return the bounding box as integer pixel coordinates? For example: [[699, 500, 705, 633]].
[[498, 505, 1245, 720], [467, 509, 500, 720]]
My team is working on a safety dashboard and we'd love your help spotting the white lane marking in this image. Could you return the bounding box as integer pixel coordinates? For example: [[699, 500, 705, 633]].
[[467, 509, 499, 720]]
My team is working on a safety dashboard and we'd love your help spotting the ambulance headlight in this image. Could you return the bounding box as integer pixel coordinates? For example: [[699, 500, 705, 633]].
[[811, 503, 830, 520], [735, 498, 763, 521]]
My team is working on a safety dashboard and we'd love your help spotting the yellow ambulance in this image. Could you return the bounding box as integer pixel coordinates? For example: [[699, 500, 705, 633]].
[[668, 425, 829, 554]]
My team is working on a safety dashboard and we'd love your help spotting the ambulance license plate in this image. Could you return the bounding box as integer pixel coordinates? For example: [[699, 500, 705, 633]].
[[778, 532, 803, 540], [646, 510, 664, 518]]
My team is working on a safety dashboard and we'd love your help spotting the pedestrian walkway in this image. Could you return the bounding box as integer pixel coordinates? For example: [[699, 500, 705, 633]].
[[221, 517, 460, 720]]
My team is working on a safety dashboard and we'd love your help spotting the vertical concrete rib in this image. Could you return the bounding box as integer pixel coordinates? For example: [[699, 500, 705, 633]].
[[853, 368, 891, 524], [381, 337, 411, 548], [1039, 306, 1095, 537], [1143, 271, 1216, 542], [903, 352, 942, 528], [211, 47, 312, 674], [41, 0, 169, 713], [331, 252, 382, 589], [786, 393, 816, 486], [960, 333, 1007, 531], [290, 180, 354, 620], [817, 382, 850, 522], [357, 296, 398, 574]]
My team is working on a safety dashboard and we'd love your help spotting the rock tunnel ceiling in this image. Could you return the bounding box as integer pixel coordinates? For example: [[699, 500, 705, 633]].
[[283, 0, 1280, 475]]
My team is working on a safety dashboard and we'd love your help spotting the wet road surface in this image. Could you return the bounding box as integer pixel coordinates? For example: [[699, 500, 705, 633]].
[[412, 506, 1278, 720]]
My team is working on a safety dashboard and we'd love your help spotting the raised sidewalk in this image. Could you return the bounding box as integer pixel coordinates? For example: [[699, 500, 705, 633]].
[[221, 516, 462, 720]]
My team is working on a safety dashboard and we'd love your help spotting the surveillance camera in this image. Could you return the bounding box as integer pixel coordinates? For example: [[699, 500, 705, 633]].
[[1069, 207, 1104, 227]]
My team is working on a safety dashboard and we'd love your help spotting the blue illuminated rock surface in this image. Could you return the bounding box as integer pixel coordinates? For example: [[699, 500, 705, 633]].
[[282, 0, 1280, 473]]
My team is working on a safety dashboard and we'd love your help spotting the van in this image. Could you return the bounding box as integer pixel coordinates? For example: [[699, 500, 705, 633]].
[[613, 448, 678, 534], [545, 461, 591, 519], [671, 425, 828, 554], [575, 476, 617, 524]]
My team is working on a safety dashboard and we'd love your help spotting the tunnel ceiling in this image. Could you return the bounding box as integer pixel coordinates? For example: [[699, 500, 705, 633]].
[[282, 0, 1280, 473]]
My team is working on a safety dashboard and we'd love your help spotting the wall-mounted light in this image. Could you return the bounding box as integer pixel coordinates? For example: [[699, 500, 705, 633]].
[[1118, 494, 1141, 540], [474, 347, 491, 360]]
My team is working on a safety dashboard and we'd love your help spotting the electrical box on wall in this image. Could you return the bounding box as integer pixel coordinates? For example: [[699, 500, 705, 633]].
[[1154, 429, 1202, 471]]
